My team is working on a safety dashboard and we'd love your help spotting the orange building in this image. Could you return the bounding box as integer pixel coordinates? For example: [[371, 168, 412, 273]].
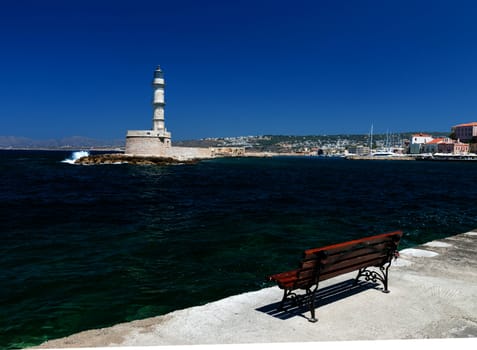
[[437, 139, 469, 154]]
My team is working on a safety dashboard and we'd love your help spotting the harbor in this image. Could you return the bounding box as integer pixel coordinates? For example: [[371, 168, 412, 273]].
[[31, 229, 477, 348], [345, 153, 477, 161], [415, 153, 477, 161]]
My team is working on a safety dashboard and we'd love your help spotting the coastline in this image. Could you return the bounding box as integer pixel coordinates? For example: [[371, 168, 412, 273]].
[[345, 155, 416, 161], [4, 148, 477, 162], [30, 229, 477, 348]]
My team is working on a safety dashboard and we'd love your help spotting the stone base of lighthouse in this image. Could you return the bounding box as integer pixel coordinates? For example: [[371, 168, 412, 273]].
[[125, 130, 171, 156], [125, 130, 214, 160]]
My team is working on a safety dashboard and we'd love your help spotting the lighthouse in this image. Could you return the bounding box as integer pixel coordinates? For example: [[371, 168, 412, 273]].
[[125, 66, 172, 155], [124, 66, 214, 159], [152, 65, 167, 134]]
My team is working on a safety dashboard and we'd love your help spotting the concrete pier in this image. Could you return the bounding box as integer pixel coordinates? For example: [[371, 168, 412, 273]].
[[31, 230, 477, 348]]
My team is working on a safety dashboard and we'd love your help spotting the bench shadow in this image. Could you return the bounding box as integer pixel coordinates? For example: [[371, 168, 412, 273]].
[[256, 279, 379, 320]]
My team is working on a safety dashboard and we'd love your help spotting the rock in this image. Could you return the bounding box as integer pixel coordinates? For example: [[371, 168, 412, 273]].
[[74, 153, 201, 166]]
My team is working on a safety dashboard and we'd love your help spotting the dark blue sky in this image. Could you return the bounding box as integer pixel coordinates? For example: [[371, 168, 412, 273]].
[[1, 0, 477, 140]]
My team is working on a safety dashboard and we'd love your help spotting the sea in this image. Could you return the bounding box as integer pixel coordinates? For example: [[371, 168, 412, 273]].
[[1, 149, 477, 349]]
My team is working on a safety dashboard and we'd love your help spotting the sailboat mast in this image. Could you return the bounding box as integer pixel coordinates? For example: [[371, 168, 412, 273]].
[[369, 123, 374, 154], [386, 129, 389, 151]]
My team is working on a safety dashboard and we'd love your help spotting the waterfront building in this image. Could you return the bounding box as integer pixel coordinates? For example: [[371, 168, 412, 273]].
[[437, 139, 469, 154], [411, 133, 434, 144], [422, 138, 445, 154], [347, 145, 370, 155], [470, 143, 477, 154], [409, 133, 434, 154], [452, 122, 477, 142]]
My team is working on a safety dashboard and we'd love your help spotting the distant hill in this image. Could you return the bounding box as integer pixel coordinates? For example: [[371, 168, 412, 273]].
[[0, 136, 125, 149]]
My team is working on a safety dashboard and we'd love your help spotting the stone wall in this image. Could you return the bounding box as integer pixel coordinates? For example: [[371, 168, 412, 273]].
[[125, 136, 170, 156], [212, 147, 245, 157], [125, 136, 214, 160], [126, 136, 258, 160], [164, 146, 213, 160]]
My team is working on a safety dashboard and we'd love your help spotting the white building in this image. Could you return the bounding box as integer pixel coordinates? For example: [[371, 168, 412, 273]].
[[409, 133, 434, 154]]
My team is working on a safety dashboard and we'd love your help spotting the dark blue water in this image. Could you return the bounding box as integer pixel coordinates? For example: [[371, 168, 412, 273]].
[[1, 150, 477, 349]]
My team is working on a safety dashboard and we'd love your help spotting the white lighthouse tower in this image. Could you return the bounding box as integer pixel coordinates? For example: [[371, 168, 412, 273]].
[[152, 66, 169, 137], [125, 65, 172, 155]]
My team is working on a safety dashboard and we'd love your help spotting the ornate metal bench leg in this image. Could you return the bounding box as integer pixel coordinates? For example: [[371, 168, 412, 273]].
[[307, 287, 318, 322], [381, 264, 390, 293], [355, 268, 365, 285], [354, 264, 392, 293], [279, 289, 288, 310], [280, 289, 300, 310]]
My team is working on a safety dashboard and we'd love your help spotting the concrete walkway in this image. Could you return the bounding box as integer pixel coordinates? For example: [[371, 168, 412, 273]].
[[31, 230, 477, 348]]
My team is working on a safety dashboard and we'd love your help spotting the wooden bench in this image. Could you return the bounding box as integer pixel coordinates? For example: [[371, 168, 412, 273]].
[[268, 230, 403, 322]]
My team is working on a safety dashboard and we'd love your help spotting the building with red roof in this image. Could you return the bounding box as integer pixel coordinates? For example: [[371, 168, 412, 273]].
[[437, 139, 469, 154], [452, 122, 477, 142], [421, 137, 446, 154]]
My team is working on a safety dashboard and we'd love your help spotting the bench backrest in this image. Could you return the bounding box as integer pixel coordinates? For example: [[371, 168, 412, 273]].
[[294, 231, 403, 288]]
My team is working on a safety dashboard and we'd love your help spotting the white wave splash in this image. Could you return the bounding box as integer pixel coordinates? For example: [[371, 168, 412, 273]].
[[62, 151, 90, 164]]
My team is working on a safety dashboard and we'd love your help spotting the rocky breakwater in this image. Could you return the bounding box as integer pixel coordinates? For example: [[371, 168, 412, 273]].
[[75, 153, 202, 165]]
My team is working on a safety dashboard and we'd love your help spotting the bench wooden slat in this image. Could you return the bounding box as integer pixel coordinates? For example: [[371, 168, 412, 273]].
[[269, 269, 299, 281], [303, 242, 393, 267], [318, 242, 394, 259], [274, 276, 313, 289], [319, 251, 388, 275], [304, 231, 402, 256], [319, 256, 388, 281], [273, 268, 318, 289]]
